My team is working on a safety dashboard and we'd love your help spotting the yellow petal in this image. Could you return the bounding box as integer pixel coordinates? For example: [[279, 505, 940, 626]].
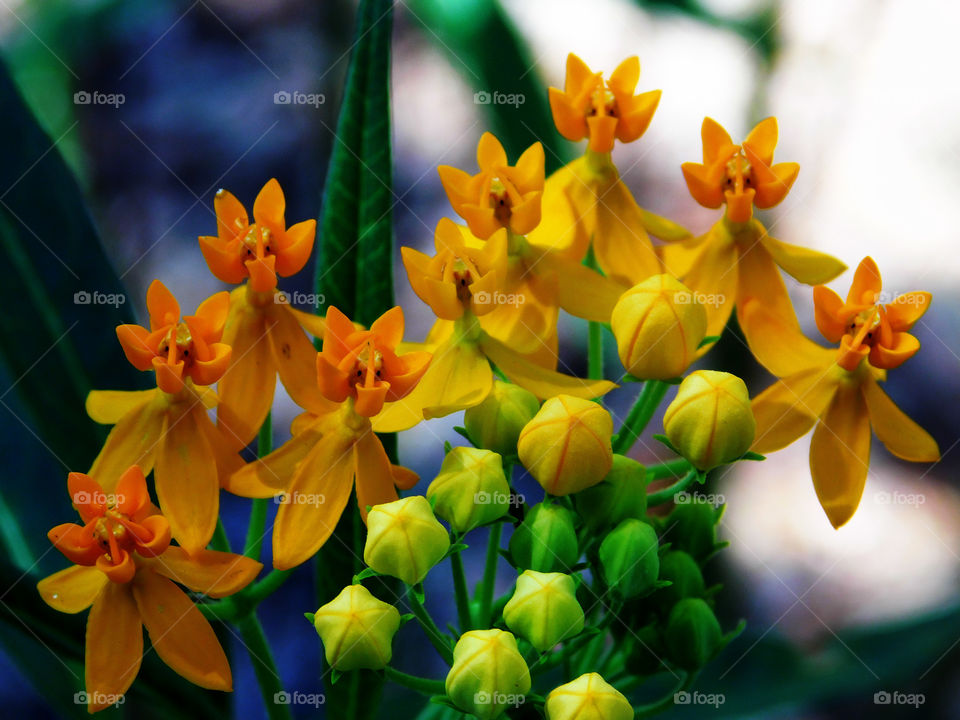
[[736, 227, 800, 332], [810, 381, 871, 529], [226, 423, 324, 497], [132, 570, 232, 690], [155, 406, 219, 555], [592, 178, 662, 286], [86, 389, 156, 424], [759, 232, 846, 286], [272, 426, 357, 570], [353, 430, 398, 520], [38, 565, 107, 614], [266, 302, 336, 416], [537, 250, 626, 324], [680, 224, 738, 342], [751, 366, 839, 454], [477, 260, 559, 359], [481, 335, 615, 400], [526, 158, 590, 261], [638, 207, 691, 242], [861, 375, 939, 462], [88, 392, 166, 491], [153, 547, 262, 598], [85, 582, 142, 712], [739, 300, 835, 378], [701, 117, 733, 162], [742, 116, 778, 164]]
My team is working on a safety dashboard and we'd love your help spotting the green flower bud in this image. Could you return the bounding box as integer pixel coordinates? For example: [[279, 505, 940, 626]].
[[664, 598, 722, 671], [517, 395, 613, 496], [625, 624, 665, 676], [663, 370, 756, 471], [464, 380, 540, 457], [503, 571, 585, 651], [509, 503, 578, 573], [653, 550, 705, 610], [311, 585, 401, 671], [599, 519, 660, 599], [427, 447, 510, 533], [364, 496, 450, 585], [666, 498, 722, 561], [445, 629, 531, 719], [545, 673, 633, 720], [574, 455, 647, 531]]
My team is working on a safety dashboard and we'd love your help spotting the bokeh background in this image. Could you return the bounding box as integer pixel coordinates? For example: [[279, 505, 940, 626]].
[[1, 0, 959, 717]]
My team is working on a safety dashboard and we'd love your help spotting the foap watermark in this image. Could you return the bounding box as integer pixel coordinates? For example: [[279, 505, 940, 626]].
[[274, 90, 325, 108], [74, 90, 125, 108], [473, 90, 525, 108], [874, 491, 925, 507], [275, 491, 326, 507], [274, 691, 326, 708], [474, 290, 525, 308], [674, 290, 726, 308], [675, 491, 725, 507], [74, 290, 126, 308], [473, 691, 525, 709], [674, 691, 725, 708], [474, 490, 524, 507], [74, 691, 125, 707], [73, 490, 124, 506], [874, 691, 925, 708], [276, 291, 325, 309]]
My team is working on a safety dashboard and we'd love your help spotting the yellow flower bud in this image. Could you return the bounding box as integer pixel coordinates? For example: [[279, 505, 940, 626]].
[[663, 370, 756, 471], [503, 570, 584, 651], [310, 585, 401, 671], [517, 395, 613, 496], [545, 673, 633, 720], [611, 274, 707, 380], [464, 380, 540, 457], [445, 629, 531, 720], [364, 496, 450, 585], [427, 447, 510, 533]]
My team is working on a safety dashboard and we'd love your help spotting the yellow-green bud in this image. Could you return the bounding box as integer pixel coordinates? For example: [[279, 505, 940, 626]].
[[611, 274, 707, 380], [517, 395, 613, 496], [599, 519, 660, 599], [574, 455, 647, 531], [427, 447, 510, 533], [663, 370, 756, 471], [667, 497, 722, 561], [464, 380, 540, 457], [545, 673, 633, 720], [364, 496, 450, 585], [664, 598, 722, 671], [508, 503, 578, 573], [653, 550, 705, 610], [310, 585, 400, 671], [445, 629, 531, 719], [503, 571, 584, 651]]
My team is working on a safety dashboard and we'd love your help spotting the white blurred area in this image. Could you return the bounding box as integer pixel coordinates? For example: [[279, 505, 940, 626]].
[[391, 0, 960, 636]]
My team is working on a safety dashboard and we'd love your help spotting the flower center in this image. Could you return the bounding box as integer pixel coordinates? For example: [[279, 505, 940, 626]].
[[242, 224, 274, 260], [588, 87, 618, 118], [488, 177, 513, 226], [352, 341, 384, 388], [724, 153, 754, 194], [158, 322, 196, 368], [847, 307, 881, 348]]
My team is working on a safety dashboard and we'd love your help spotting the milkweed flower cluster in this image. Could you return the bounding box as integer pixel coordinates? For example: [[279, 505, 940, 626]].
[[37, 48, 942, 720]]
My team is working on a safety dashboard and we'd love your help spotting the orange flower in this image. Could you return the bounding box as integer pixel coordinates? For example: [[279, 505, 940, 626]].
[[231, 305, 428, 570], [88, 282, 261, 554], [438, 132, 544, 239], [38, 466, 261, 712], [746, 257, 939, 529], [198, 179, 329, 450]]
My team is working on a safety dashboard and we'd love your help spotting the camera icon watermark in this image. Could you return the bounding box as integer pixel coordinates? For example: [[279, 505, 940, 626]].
[[274, 90, 326, 108], [274, 690, 325, 707], [73, 90, 125, 108], [275, 291, 325, 309], [674, 691, 725, 707], [473, 90, 525, 108], [74, 290, 126, 308], [74, 691, 125, 707], [275, 491, 326, 507], [874, 690, 924, 707], [473, 290, 525, 308]]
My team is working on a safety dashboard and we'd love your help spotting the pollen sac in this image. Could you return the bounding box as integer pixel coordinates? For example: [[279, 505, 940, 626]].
[[664, 598, 723, 671], [598, 518, 660, 600], [663, 370, 756, 472], [310, 585, 401, 671], [427, 446, 511, 533], [503, 570, 584, 652], [463, 380, 540, 458], [508, 503, 579, 574], [363, 496, 450, 586], [611, 274, 707, 381], [545, 673, 634, 720], [445, 629, 531, 720]]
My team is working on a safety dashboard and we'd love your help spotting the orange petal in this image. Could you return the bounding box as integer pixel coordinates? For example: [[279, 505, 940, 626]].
[[885, 291, 931, 331], [85, 582, 142, 711], [266, 303, 334, 416], [245, 254, 278, 293], [199, 235, 246, 284], [321, 305, 358, 361], [476, 132, 507, 170], [701, 117, 733, 163], [846, 256, 882, 306], [252, 177, 285, 231], [190, 291, 231, 342], [549, 87, 587, 142], [587, 115, 618, 154], [153, 546, 262, 598], [96, 549, 136, 583], [48, 522, 100, 565], [226, 422, 324, 497], [750, 157, 799, 208], [214, 188, 248, 242], [616, 89, 661, 144], [135, 515, 172, 557], [681, 162, 724, 209], [289, 306, 326, 338], [132, 570, 232, 690], [607, 55, 639, 95], [869, 331, 920, 370], [742, 116, 778, 165], [861, 374, 939, 462], [512, 142, 545, 193], [275, 219, 316, 277], [564, 53, 594, 94], [68, 472, 106, 522], [353, 430, 398, 520], [146, 279, 180, 330], [810, 380, 871, 529], [116, 324, 158, 371], [384, 350, 432, 401], [508, 192, 543, 236], [154, 406, 219, 555], [751, 366, 839, 453], [391, 464, 419, 491], [88, 395, 165, 491], [354, 383, 390, 417], [813, 285, 847, 343], [115, 465, 149, 517], [153, 356, 185, 394], [86, 389, 156, 425], [188, 341, 232, 387], [38, 565, 107, 614]]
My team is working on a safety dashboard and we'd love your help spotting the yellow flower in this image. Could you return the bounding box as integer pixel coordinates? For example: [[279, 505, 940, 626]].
[[663, 117, 846, 352], [503, 570, 584, 651], [363, 496, 450, 585], [445, 629, 531, 720], [545, 673, 633, 720], [310, 585, 401, 671], [746, 257, 939, 528], [529, 53, 691, 287]]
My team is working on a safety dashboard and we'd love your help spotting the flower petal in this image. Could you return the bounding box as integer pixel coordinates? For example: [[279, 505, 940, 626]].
[[742, 116, 778, 165], [252, 178, 285, 231], [861, 374, 939, 462], [846, 256, 882, 306], [132, 570, 231, 690], [85, 582, 142, 711], [638, 207, 691, 243], [146, 279, 180, 330], [48, 523, 100, 565], [759, 232, 846, 286], [266, 302, 335, 416], [751, 366, 839, 453], [592, 176, 663, 286], [199, 235, 246, 284], [538, 250, 625, 323], [86, 389, 156, 425], [153, 546, 262, 598], [886, 292, 932, 331], [701, 117, 733, 162], [353, 430, 398, 521], [739, 300, 835, 378], [38, 565, 107, 614], [115, 465, 149, 517], [88, 395, 165, 491], [869, 331, 920, 370], [226, 423, 323, 498], [681, 225, 738, 342], [275, 219, 316, 277], [476, 132, 507, 170], [813, 285, 848, 344], [214, 188, 248, 241]]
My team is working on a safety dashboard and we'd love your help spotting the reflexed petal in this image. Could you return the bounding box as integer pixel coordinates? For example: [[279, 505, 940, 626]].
[[265, 302, 334, 416], [869, 331, 921, 370], [38, 565, 107, 614], [538, 251, 625, 323], [353, 430, 398, 520], [885, 291, 931, 331], [736, 234, 800, 335], [226, 423, 323, 497], [85, 582, 142, 711], [751, 366, 839, 453], [638, 207, 691, 243], [391, 464, 419, 491], [592, 178, 662, 286], [861, 375, 939, 462], [86, 389, 155, 425], [88, 390, 166, 491], [132, 570, 232, 690], [153, 546, 262, 598], [739, 300, 835, 377], [759, 232, 845, 286], [681, 227, 738, 342], [813, 285, 847, 344], [289, 306, 326, 338], [810, 382, 871, 529]]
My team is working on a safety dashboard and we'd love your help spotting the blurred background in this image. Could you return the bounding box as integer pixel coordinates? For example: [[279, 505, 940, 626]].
[[1, 0, 959, 717]]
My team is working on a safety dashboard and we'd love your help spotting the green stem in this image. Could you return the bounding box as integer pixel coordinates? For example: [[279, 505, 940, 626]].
[[235, 611, 291, 720], [246, 569, 293, 605], [244, 412, 274, 561], [384, 667, 446, 696], [532, 632, 597, 675], [585, 247, 604, 381], [211, 518, 231, 553], [408, 591, 454, 665], [450, 549, 473, 632], [631, 671, 695, 718], [646, 457, 691, 481], [646, 470, 700, 507], [477, 523, 502, 628], [612, 381, 670, 455]]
